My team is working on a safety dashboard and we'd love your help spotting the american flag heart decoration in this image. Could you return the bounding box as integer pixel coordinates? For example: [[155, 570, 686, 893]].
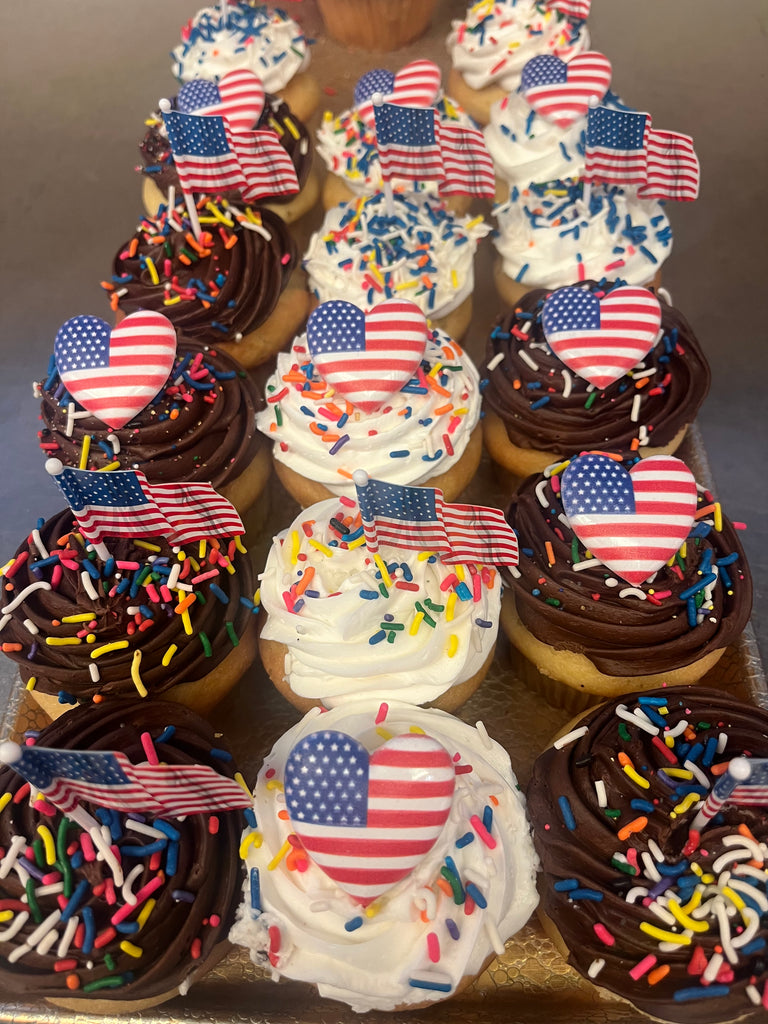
[[177, 69, 265, 131], [306, 299, 429, 414], [54, 312, 177, 429], [541, 285, 662, 388], [561, 454, 697, 586], [520, 52, 612, 128], [284, 730, 455, 906], [354, 60, 442, 129]]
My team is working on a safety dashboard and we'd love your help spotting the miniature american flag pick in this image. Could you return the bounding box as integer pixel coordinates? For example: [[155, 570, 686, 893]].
[[585, 105, 650, 186], [541, 285, 662, 388], [439, 123, 495, 199], [560, 454, 697, 586], [54, 312, 177, 430], [689, 757, 768, 834], [285, 729, 455, 905], [520, 52, 611, 128], [638, 128, 700, 202], [373, 102, 444, 183]]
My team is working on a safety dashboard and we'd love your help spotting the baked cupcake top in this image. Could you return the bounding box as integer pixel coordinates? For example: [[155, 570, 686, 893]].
[[0, 701, 251, 1005], [501, 453, 752, 677], [493, 180, 672, 289], [304, 192, 490, 320], [528, 686, 768, 1024], [230, 700, 539, 1012], [447, 0, 588, 93], [172, 3, 311, 91], [104, 198, 298, 345], [0, 507, 257, 706], [258, 494, 502, 706], [257, 305, 481, 495], [482, 281, 711, 457], [36, 337, 264, 493]]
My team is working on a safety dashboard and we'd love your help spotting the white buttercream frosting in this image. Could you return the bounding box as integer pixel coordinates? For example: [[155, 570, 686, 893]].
[[257, 323, 481, 495], [258, 496, 500, 706], [447, 0, 588, 93], [230, 701, 539, 1012], [171, 3, 310, 92], [303, 193, 490, 319], [493, 180, 673, 288]]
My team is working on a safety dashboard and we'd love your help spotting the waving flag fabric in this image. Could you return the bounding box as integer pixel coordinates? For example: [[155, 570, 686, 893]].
[[373, 102, 443, 181], [547, 0, 592, 19], [585, 105, 649, 185], [439, 123, 495, 198], [638, 128, 700, 201]]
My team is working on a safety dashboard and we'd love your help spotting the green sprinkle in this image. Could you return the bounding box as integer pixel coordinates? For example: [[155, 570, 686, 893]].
[[611, 857, 637, 876], [194, 589, 206, 606], [386, 631, 396, 644], [584, 391, 598, 410], [82, 975, 131, 993], [225, 621, 239, 647], [199, 632, 212, 657], [275, 405, 283, 427], [424, 598, 444, 613], [440, 866, 465, 904], [696, 721, 711, 731], [571, 536, 580, 563], [56, 818, 73, 898], [544, 597, 561, 607], [104, 953, 117, 971], [26, 877, 42, 923], [604, 808, 621, 819], [381, 621, 405, 631], [618, 723, 631, 742], [32, 837, 45, 868], [378, 583, 389, 598]]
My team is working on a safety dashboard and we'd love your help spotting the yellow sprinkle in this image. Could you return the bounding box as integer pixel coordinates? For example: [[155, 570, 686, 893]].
[[284, 116, 300, 140], [347, 535, 366, 549], [714, 502, 723, 532], [267, 116, 285, 137], [36, 824, 56, 865], [680, 889, 703, 916], [62, 614, 96, 623], [97, 460, 121, 471], [446, 591, 457, 622], [409, 725, 426, 734], [0, 793, 11, 814], [266, 779, 284, 791], [0, 559, 15, 577], [466, 216, 483, 229], [443, 98, 457, 119], [268, 839, 291, 871], [135, 540, 162, 552], [120, 941, 143, 958], [290, 530, 300, 565], [188, 556, 201, 573], [639, 922, 691, 945], [205, 201, 234, 226], [429, 362, 443, 378], [376, 727, 393, 740], [0, 911, 12, 923], [454, 564, 465, 581], [671, 792, 700, 817], [244, 205, 261, 224], [234, 772, 251, 797], [394, 279, 419, 290], [450, 269, 458, 290], [373, 553, 392, 588], [220, 556, 236, 575], [417, 551, 436, 561], [665, 735, 675, 748], [690, 862, 704, 878], [181, 608, 193, 636], [721, 885, 746, 913], [163, 293, 182, 306], [137, 899, 156, 930], [446, 634, 459, 658], [322, 110, 333, 122], [145, 257, 159, 285], [253, 588, 261, 606], [162, 644, 178, 667], [131, 650, 147, 698], [46, 637, 82, 646], [25, 676, 37, 691], [198, 539, 207, 560], [663, 768, 694, 779], [239, 832, 263, 859], [622, 764, 650, 789], [410, 611, 424, 635], [700, 873, 715, 885], [78, 434, 91, 470], [453, 406, 469, 416], [668, 899, 709, 933], [308, 538, 333, 557], [364, 901, 381, 918], [235, 535, 247, 554]]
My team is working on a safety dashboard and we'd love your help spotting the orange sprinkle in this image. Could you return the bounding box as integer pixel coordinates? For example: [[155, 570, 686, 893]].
[[92, 694, 103, 704], [634, 376, 650, 389], [433, 403, 454, 416], [420, 274, 434, 289], [544, 541, 555, 566], [618, 751, 634, 768], [295, 566, 315, 595], [100, 280, 115, 291], [436, 877, 453, 897], [684, 727, 697, 741], [618, 816, 648, 842], [224, 232, 238, 250], [337, 469, 354, 480], [695, 503, 716, 520], [585, 450, 623, 461], [489, 794, 499, 806], [420, 909, 430, 924], [128, 237, 139, 258], [1, 643, 22, 653], [110, 292, 120, 312], [513, 379, 522, 390], [426, 379, 451, 398], [647, 964, 670, 986], [277, 809, 289, 820], [169, 409, 179, 420], [65, 974, 80, 990], [442, 345, 456, 360], [178, 253, 192, 266], [174, 594, 196, 615], [711, 761, 729, 776], [630, 438, 641, 451], [738, 823, 758, 844]]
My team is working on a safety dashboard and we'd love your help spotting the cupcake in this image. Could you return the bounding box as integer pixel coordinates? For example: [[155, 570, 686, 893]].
[[493, 180, 672, 306], [317, 61, 477, 214], [36, 329, 269, 518], [257, 298, 482, 507], [258, 492, 506, 711], [230, 699, 539, 1011], [315, 0, 438, 52], [482, 281, 711, 477], [528, 686, 768, 1024], [446, 0, 590, 125], [171, 3, 320, 121], [104, 197, 309, 370], [303, 192, 490, 342], [0, 507, 259, 719], [499, 452, 752, 710], [0, 701, 252, 1011], [139, 82, 320, 223]]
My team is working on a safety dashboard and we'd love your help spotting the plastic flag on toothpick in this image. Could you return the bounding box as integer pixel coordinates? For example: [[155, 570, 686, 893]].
[[689, 757, 768, 834], [373, 100, 443, 183], [638, 127, 700, 201]]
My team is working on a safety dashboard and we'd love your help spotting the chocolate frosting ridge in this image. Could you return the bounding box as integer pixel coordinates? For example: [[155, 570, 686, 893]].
[[501, 460, 752, 676], [482, 283, 711, 454], [528, 686, 768, 1023], [0, 701, 246, 1002]]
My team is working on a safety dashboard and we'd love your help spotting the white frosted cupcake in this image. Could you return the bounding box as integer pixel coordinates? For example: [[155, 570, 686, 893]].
[[230, 700, 539, 1011]]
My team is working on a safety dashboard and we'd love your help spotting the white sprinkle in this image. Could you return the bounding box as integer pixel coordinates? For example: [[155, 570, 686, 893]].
[[553, 725, 588, 750], [535, 479, 550, 508], [121, 864, 144, 906], [731, 907, 760, 948], [65, 402, 76, 436], [484, 917, 506, 956], [519, 349, 539, 372], [625, 886, 649, 904], [561, 368, 572, 398], [594, 778, 607, 807], [0, 911, 29, 944], [0, 836, 26, 879], [712, 848, 753, 874], [572, 557, 602, 571], [107, 432, 121, 455], [89, 662, 100, 682], [57, 915, 78, 958], [638, 424, 648, 444], [618, 586, 646, 600], [615, 704, 658, 735], [475, 720, 493, 749], [683, 759, 710, 788], [630, 394, 642, 423], [641, 854, 662, 884], [746, 984, 762, 1006], [629, 368, 656, 382], [36, 928, 60, 956], [25, 909, 62, 950], [588, 958, 605, 978], [604, 577, 619, 588], [22, 619, 39, 635], [486, 352, 505, 372], [80, 571, 98, 601], [507, 565, 521, 579], [2, 581, 51, 614], [647, 839, 665, 864], [167, 562, 182, 590], [300, 138, 308, 156], [713, 897, 738, 964], [125, 819, 166, 840]]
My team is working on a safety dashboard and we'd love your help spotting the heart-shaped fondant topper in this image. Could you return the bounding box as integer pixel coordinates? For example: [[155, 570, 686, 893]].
[[177, 69, 266, 131], [307, 298, 429, 414], [560, 453, 697, 586], [520, 51, 612, 128], [54, 312, 177, 430], [354, 60, 442, 129], [541, 285, 662, 388], [285, 730, 455, 906]]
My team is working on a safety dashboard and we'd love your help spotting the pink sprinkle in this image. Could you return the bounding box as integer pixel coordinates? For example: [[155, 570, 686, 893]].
[[629, 954, 657, 980], [104, 878, 116, 906], [51, 564, 63, 590], [733, 522, 747, 530], [80, 832, 96, 862], [550, 474, 561, 494], [469, 814, 497, 850], [281, 253, 291, 265], [375, 703, 388, 725], [116, 561, 140, 571], [761, 979, 768, 1009], [625, 848, 639, 871], [604, 259, 625, 272], [112, 874, 164, 923], [593, 923, 615, 946], [140, 731, 159, 765], [440, 573, 458, 592], [339, 495, 356, 507], [427, 931, 440, 963]]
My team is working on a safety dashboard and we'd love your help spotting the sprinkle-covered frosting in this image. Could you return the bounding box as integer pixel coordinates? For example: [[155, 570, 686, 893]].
[[0, 508, 258, 706], [0, 702, 250, 1003], [482, 282, 711, 456], [258, 324, 481, 495], [230, 700, 539, 1012], [104, 198, 298, 344], [493, 180, 673, 289], [259, 496, 501, 706], [500, 454, 752, 677], [528, 687, 768, 1024], [172, 3, 311, 92], [304, 193, 490, 320], [447, 0, 588, 93]]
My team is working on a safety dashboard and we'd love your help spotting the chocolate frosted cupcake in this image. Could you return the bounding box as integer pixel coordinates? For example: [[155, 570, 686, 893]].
[[482, 282, 711, 477], [36, 338, 269, 517], [0, 701, 251, 1010], [104, 198, 309, 368], [528, 686, 768, 1024], [0, 508, 258, 718], [500, 453, 752, 710]]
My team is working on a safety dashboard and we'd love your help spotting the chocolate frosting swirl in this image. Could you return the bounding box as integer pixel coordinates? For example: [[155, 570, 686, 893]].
[[37, 339, 265, 490], [482, 282, 711, 455], [0, 508, 257, 703], [139, 93, 313, 202], [108, 200, 298, 343], [528, 686, 768, 1023], [0, 701, 247, 1002], [501, 458, 752, 676]]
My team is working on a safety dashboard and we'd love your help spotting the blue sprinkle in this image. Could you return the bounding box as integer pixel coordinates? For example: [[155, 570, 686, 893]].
[[369, 630, 387, 645], [244, 808, 257, 829], [60, 879, 90, 923], [57, 691, 78, 706], [679, 573, 717, 601], [155, 725, 176, 745], [81, 905, 95, 955], [558, 795, 576, 831], [345, 916, 363, 932], [121, 840, 168, 857], [409, 977, 452, 993], [569, 889, 603, 901], [389, 450, 410, 458], [739, 937, 766, 955], [171, 889, 196, 903], [359, 589, 379, 601], [530, 396, 551, 410], [455, 582, 472, 601], [250, 868, 261, 917], [165, 841, 179, 877], [455, 832, 474, 848], [474, 618, 493, 628], [465, 882, 487, 909], [209, 583, 229, 604], [673, 985, 730, 1002], [482, 804, 493, 832], [553, 879, 580, 892], [630, 799, 656, 813], [115, 921, 140, 934]]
